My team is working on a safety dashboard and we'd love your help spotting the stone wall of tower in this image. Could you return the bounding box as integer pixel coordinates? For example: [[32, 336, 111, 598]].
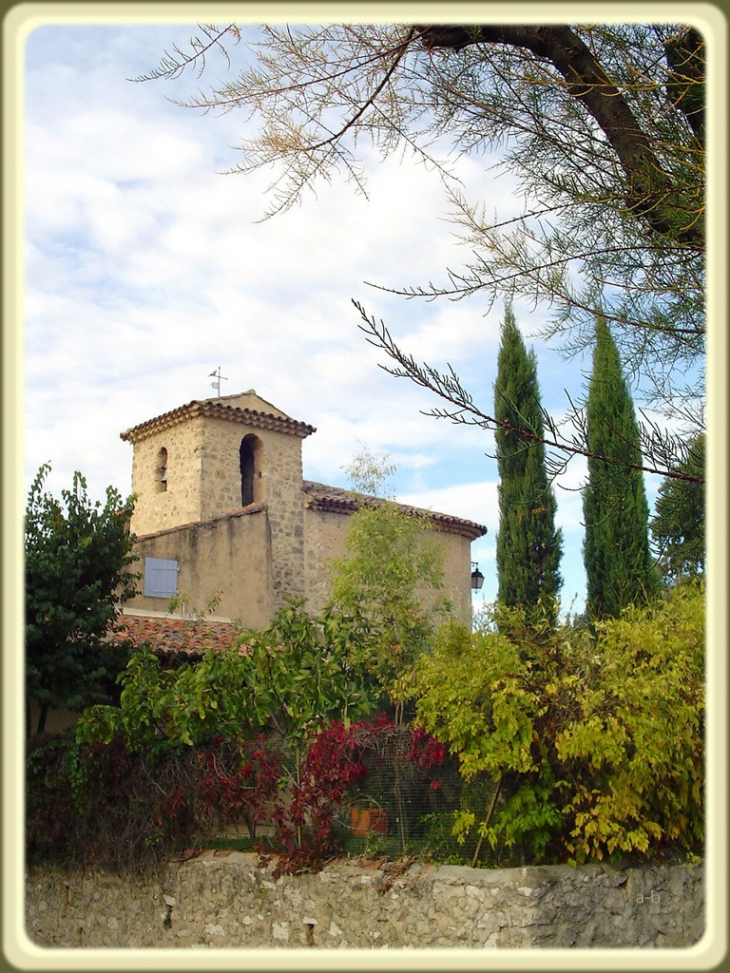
[[128, 417, 206, 536], [194, 417, 307, 607], [262, 432, 307, 607], [126, 405, 310, 614]]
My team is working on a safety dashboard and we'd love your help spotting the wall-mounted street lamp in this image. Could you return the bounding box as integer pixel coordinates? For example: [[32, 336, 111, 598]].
[[471, 562, 485, 590]]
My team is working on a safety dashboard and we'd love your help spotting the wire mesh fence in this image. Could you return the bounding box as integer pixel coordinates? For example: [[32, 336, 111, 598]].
[[26, 721, 511, 875], [340, 721, 460, 853], [205, 722, 471, 860]]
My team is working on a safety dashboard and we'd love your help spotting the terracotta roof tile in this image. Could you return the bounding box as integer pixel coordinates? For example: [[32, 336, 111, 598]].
[[112, 615, 242, 661], [302, 481, 487, 541], [120, 399, 315, 444]]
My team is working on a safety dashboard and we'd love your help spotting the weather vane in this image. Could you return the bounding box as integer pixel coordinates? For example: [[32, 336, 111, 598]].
[[209, 367, 228, 397]]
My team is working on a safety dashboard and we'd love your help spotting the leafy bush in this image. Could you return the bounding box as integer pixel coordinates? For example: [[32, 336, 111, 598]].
[[66, 594, 455, 873], [556, 584, 705, 861], [76, 600, 376, 749], [25, 732, 205, 874], [28, 712, 454, 875], [411, 583, 705, 864], [195, 737, 281, 841], [27, 732, 293, 874], [35, 578, 703, 874]]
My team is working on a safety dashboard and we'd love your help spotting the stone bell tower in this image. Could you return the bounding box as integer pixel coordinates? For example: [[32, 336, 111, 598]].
[[120, 391, 316, 607]]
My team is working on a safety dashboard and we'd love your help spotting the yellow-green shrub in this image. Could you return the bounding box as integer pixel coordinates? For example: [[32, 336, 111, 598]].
[[556, 582, 704, 861], [410, 583, 704, 863]]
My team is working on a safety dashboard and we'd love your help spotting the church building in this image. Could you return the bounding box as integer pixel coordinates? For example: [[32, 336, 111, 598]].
[[29, 389, 488, 733], [120, 390, 487, 632]]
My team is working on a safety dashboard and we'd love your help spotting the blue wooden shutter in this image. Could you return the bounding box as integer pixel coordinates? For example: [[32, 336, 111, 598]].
[[143, 556, 179, 597]]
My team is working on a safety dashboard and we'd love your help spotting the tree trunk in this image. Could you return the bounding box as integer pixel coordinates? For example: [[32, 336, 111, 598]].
[[413, 24, 703, 246], [36, 702, 49, 735]]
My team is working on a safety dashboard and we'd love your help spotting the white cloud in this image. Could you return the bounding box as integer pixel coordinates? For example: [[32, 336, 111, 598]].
[[399, 482, 498, 533], [554, 455, 589, 534], [23, 20, 663, 620]]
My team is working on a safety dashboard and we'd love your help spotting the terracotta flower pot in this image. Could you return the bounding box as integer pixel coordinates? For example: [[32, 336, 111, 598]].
[[350, 808, 389, 836]]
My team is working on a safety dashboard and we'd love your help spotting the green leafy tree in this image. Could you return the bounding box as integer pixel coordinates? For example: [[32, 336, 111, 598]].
[[77, 600, 374, 749], [140, 22, 706, 478], [651, 434, 705, 585], [235, 601, 376, 746], [494, 308, 562, 621], [583, 319, 658, 618], [25, 464, 139, 734], [328, 452, 448, 723]]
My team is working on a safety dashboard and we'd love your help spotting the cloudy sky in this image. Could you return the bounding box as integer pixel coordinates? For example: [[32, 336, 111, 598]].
[[22, 17, 674, 615]]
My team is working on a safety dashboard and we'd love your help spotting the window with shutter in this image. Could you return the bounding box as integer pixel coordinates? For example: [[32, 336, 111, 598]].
[[143, 556, 179, 597]]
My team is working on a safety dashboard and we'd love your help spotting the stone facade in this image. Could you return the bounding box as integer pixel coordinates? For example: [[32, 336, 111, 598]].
[[126, 415, 207, 533], [129, 507, 272, 629], [302, 500, 476, 625], [24, 856, 705, 950], [121, 391, 486, 629]]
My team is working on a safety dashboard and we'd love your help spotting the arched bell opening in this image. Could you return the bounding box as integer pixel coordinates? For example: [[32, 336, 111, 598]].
[[156, 447, 168, 493], [240, 434, 263, 506]]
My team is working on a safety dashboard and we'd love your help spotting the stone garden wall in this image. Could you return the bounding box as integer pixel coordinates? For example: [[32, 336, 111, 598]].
[[26, 853, 704, 950]]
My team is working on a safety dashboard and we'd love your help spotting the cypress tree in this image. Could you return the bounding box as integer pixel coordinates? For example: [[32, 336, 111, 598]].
[[494, 308, 562, 620], [650, 433, 705, 586], [583, 318, 657, 617]]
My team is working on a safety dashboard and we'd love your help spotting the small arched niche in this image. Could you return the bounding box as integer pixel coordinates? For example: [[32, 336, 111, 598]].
[[156, 447, 168, 493], [239, 434, 263, 506]]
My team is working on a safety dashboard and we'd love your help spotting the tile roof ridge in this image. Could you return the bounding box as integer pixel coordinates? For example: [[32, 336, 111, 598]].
[[303, 480, 487, 538], [133, 503, 267, 541], [111, 612, 242, 660], [121, 399, 315, 443]]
